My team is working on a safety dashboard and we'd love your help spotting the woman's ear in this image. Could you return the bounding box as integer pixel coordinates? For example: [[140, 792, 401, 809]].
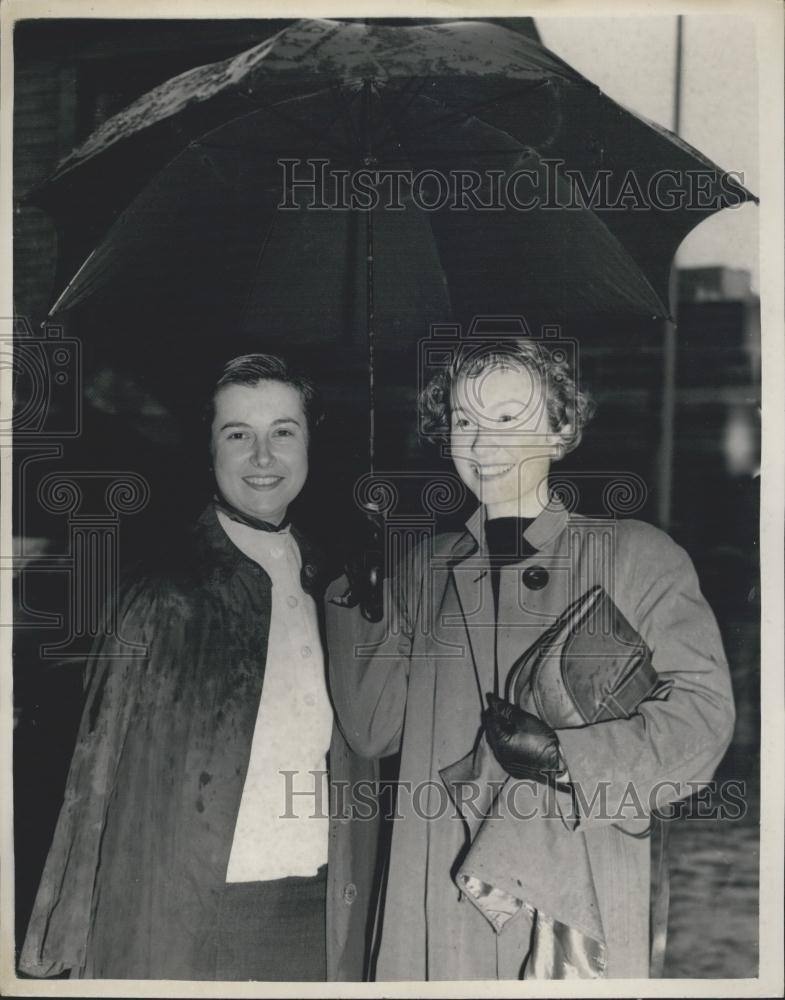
[[548, 422, 573, 461]]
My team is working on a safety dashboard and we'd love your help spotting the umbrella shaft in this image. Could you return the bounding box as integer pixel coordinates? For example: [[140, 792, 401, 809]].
[[367, 204, 375, 476], [363, 79, 376, 476]]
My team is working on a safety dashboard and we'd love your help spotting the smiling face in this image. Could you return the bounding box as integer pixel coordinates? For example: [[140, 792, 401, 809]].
[[210, 379, 309, 525], [450, 361, 569, 518]]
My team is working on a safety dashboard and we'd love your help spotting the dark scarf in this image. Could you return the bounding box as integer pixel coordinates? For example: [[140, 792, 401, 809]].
[[485, 516, 536, 561], [485, 516, 536, 697], [212, 494, 290, 533]]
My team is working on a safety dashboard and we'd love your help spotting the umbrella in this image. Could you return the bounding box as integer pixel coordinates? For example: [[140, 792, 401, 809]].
[[30, 18, 756, 444]]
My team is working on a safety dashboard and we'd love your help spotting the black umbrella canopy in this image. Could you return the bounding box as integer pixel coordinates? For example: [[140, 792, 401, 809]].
[[51, 88, 683, 323], [31, 17, 757, 403]]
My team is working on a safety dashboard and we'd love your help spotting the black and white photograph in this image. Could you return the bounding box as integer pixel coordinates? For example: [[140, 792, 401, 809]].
[[1, 0, 783, 995]]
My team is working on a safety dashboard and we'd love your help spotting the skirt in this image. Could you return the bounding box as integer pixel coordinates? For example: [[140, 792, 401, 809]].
[[214, 865, 328, 981]]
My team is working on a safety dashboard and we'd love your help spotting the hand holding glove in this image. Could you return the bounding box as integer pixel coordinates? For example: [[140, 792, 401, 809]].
[[484, 692, 565, 784]]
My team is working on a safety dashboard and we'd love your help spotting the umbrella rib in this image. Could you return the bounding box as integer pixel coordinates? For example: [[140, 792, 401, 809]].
[[371, 77, 433, 155], [193, 89, 356, 166], [376, 85, 454, 316], [375, 84, 531, 166], [329, 82, 364, 161], [238, 212, 280, 334], [257, 103, 348, 163], [49, 247, 101, 315], [407, 79, 556, 145], [298, 84, 371, 162], [377, 85, 420, 182], [192, 139, 526, 162]]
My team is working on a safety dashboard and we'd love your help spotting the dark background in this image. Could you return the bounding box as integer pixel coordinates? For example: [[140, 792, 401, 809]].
[[12, 17, 761, 978]]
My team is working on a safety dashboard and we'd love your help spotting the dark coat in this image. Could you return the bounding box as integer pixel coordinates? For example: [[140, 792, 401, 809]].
[[326, 501, 735, 980], [19, 505, 378, 981]]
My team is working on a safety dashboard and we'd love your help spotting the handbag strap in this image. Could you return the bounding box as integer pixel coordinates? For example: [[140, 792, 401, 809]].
[[594, 667, 670, 723]]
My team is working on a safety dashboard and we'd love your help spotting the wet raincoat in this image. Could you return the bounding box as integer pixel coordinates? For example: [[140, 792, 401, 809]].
[[20, 504, 378, 981]]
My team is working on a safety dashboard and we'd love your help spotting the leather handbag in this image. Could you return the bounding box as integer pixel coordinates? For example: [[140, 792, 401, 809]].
[[504, 583, 674, 976], [506, 584, 673, 726]]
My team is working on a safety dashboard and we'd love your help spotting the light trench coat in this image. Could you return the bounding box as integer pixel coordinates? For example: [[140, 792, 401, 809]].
[[325, 499, 735, 981]]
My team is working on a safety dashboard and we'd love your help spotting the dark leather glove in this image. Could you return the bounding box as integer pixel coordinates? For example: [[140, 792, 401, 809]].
[[331, 507, 385, 623], [484, 692, 563, 783]]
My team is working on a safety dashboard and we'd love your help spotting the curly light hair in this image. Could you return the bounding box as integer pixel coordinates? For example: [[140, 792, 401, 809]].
[[419, 338, 594, 455]]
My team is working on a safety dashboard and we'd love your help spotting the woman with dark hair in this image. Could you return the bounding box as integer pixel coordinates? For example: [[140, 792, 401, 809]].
[[20, 354, 378, 982], [326, 337, 735, 981]]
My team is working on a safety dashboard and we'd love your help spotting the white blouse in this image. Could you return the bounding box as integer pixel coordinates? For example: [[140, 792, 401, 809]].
[[218, 511, 332, 882]]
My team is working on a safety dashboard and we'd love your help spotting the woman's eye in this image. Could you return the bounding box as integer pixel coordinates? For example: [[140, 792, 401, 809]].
[[227, 431, 248, 440], [273, 427, 294, 438], [497, 411, 526, 426]]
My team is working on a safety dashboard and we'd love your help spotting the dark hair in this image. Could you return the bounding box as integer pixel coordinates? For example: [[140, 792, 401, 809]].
[[419, 338, 594, 455], [204, 353, 325, 443]]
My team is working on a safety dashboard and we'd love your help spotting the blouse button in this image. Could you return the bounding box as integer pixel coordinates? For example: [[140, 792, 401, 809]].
[[304, 692, 316, 707], [287, 595, 299, 608], [522, 566, 549, 590], [301, 645, 312, 658], [343, 882, 358, 904]]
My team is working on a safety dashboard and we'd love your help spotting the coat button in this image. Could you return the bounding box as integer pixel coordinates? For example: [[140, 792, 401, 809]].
[[343, 882, 357, 905], [522, 566, 549, 590]]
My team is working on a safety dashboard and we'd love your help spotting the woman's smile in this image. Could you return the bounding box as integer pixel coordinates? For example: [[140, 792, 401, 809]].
[[472, 462, 515, 480], [243, 474, 285, 490]]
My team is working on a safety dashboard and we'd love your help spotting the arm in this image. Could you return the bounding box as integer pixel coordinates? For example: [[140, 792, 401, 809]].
[[325, 545, 423, 759], [556, 522, 736, 828]]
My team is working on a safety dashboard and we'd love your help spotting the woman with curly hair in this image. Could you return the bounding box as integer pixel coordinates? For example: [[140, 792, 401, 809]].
[[326, 336, 734, 981]]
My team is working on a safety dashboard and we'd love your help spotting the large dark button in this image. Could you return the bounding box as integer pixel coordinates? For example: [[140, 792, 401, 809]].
[[522, 566, 549, 590]]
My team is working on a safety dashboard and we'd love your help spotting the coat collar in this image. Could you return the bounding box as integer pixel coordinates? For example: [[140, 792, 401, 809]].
[[193, 503, 325, 596], [447, 496, 570, 565]]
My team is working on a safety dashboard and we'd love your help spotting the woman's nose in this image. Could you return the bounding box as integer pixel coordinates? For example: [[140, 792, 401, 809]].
[[251, 438, 274, 466], [470, 428, 498, 454]]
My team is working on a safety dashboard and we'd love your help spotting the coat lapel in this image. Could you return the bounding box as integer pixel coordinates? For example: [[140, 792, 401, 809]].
[[444, 508, 496, 702], [495, 499, 572, 689], [443, 500, 572, 703]]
